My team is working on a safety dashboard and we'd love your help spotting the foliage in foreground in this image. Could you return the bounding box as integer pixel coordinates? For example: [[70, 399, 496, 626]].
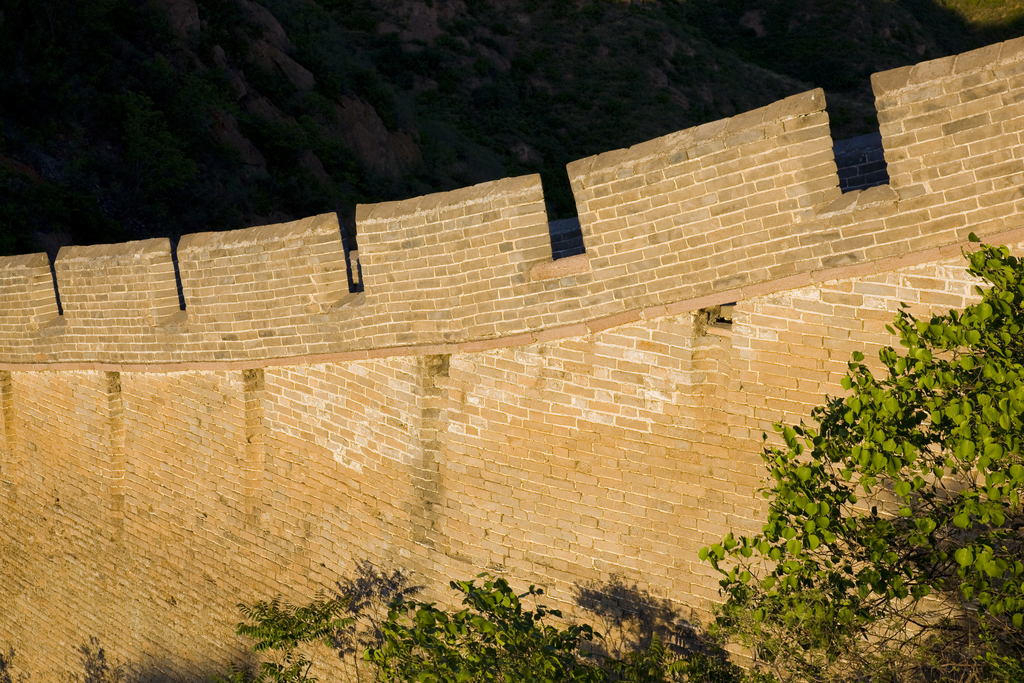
[[365, 575, 765, 683], [220, 574, 767, 683], [215, 592, 353, 683], [367, 576, 605, 683], [702, 239, 1024, 681]]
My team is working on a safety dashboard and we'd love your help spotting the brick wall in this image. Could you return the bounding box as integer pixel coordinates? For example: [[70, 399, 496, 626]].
[[1, 36, 1024, 680]]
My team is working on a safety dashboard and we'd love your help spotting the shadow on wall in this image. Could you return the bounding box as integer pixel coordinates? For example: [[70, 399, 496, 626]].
[[0, 568, 736, 681], [0, 562, 422, 683], [0, 639, 251, 683], [573, 575, 724, 663], [833, 132, 889, 193], [0, 646, 26, 683], [331, 559, 423, 662]]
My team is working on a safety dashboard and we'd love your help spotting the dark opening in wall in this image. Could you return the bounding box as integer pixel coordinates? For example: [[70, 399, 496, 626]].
[[695, 304, 734, 337], [170, 237, 186, 310], [48, 255, 63, 316], [342, 229, 363, 293], [542, 171, 586, 260], [548, 216, 586, 260], [833, 132, 889, 193]]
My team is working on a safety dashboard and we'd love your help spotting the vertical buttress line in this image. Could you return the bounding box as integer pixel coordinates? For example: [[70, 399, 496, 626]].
[[409, 355, 448, 553], [105, 371, 126, 536], [243, 368, 266, 523], [0, 371, 18, 501], [692, 307, 737, 458]]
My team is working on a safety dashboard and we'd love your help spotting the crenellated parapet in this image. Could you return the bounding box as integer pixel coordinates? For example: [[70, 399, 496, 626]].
[[55, 238, 179, 336], [0, 252, 61, 336], [176, 212, 349, 356], [3, 36, 1024, 368], [356, 175, 552, 344], [567, 88, 839, 303]]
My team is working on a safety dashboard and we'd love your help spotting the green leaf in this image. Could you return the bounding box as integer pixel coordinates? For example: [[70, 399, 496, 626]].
[[955, 547, 974, 567]]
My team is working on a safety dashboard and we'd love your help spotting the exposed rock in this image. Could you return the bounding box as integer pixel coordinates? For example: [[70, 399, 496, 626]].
[[0, 154, 42, 182], [334, 97, 421, 177], [244, 95, 289, 123], [238, 0, 293, 52], [251, 39, 316, 92], [210, 45, 249, 99], [299, 150, 330, 184], [150, 0, 201, 43], [373, 0, 464, 45], [647, 67, 669, 88], [511, 142, 543, 166], [668, 87, 690, 109], [209, 109, 266, 175], [740, 9, 768, 38], [478, 46, 511, 73], [402, 3, 444, 43]]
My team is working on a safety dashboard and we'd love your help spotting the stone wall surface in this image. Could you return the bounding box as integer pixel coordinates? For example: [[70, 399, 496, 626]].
[[2, 37, 1024, 680]]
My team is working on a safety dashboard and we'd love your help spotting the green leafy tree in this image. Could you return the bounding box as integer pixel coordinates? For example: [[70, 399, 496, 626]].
[[702, 239, 1024, 681], [603, 633, 767, 683], [366, 575, 607, 683], [227, 573, 769, 683], [216, 592, 353, 683]]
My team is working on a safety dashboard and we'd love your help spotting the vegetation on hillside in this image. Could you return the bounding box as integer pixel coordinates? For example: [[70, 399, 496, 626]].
[[2, 0, 1024, 257]]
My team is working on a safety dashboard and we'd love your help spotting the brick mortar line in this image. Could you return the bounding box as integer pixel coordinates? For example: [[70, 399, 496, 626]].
[[3, 227, 1022, 374]]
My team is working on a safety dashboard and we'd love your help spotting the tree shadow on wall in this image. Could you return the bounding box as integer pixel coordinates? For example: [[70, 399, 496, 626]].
[[331, 560, 422, 681], [573, 575, 730, 666], [1, 638, 244, 683], [60, 638, 128, 683], [130, 661, 256, 683], [63, 637, 252, 683], [0, 561, 419, 683], [0, 646, 29, 683]]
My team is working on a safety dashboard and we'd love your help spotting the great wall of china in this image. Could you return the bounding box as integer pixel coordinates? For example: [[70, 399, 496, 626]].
[[2, 35, 1024, 681]]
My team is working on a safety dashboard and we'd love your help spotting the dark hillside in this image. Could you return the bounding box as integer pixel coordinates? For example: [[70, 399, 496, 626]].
[[1, 0, 1022, 257]]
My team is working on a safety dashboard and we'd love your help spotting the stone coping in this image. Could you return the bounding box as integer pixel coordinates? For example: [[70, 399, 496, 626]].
[[4, 226, 1019, 373]]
